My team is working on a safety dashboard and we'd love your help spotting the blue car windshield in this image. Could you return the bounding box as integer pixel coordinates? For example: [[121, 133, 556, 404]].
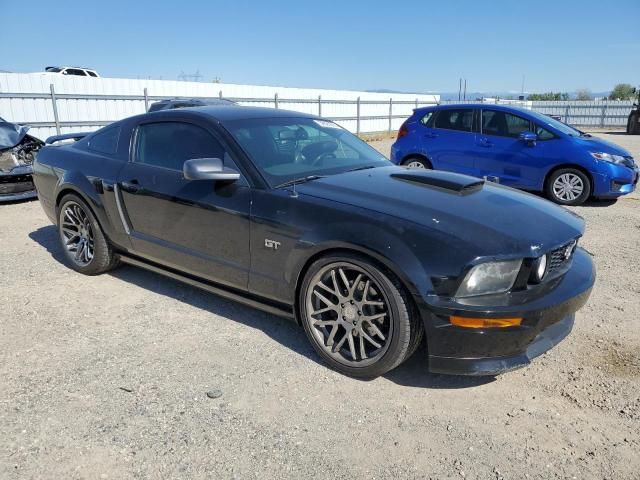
[[224, 117, 390, 187], [527, 110, 583, 137]]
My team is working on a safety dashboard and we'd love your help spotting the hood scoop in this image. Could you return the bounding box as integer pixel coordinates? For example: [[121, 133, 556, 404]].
[[391, 170, 484, 194]]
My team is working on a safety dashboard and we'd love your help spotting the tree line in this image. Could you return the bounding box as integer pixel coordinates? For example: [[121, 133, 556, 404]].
[[527, 83, 637, 101]]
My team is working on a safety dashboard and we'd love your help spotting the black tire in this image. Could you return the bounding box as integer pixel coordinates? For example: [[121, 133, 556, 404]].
[[402, 156, 431, 169], [299, 254, 420, 378], [545, 168, 591, 206], [57, 194, 119, 275], [629, 113, 640, 135]]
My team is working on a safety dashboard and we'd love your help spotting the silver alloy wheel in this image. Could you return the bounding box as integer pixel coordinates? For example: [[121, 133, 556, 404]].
[[60, 202, 95, 266], [552, 173, 584, 201], [305, 262, 392, 367], [407, 160, 426, 169]]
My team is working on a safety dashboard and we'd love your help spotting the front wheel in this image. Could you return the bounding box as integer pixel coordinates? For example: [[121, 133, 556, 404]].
[[545, 168, 591, 206], [299, 254, 421, 378], [58, 194, 119, 275], [403, 157, 431, 169]]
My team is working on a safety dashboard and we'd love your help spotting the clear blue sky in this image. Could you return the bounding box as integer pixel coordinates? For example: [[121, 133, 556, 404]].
[[1, 0, 638, 94]]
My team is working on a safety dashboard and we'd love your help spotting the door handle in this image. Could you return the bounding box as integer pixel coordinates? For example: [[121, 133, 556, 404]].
[[120, 179, 141, 193], [478, 139, 493, 148], [424, 133, 439, 138]]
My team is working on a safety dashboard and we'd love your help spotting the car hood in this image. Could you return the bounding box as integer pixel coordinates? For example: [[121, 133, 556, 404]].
[[572, 135, 632, 157], [297, 166, 584, 257], [0, 121, 30, 150]]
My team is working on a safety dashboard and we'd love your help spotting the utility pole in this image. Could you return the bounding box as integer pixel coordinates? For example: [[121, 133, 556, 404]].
[[463, 79, 467, 101]]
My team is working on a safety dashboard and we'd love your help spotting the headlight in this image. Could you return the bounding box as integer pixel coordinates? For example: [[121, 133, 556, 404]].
[[0, 150, 19, 172], [456, 259, 522, 298], [530, 254, 547, 284], [590, 152, 627, 165]]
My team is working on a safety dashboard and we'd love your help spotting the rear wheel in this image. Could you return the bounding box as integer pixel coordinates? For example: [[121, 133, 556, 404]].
[[545, 168, 591, 206], [299, 254, 421, 378], [628, 113, 640, 135], [58, 194, 119, 275], [403, 157, 431, 169]]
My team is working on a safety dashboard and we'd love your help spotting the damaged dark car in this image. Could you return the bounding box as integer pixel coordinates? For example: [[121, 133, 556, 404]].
[[0, 117, 44, 201], [32, 107, 595, 378]]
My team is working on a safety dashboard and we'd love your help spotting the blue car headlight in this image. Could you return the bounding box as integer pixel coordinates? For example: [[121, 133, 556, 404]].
[[590, 151, 628, 165], [455, 259, 522, 298]]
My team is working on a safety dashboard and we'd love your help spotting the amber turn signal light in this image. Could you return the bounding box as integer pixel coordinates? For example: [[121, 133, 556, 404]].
[[449, 316, 522, 328]]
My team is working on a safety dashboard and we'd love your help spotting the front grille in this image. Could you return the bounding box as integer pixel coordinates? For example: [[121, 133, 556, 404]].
[[547, 240, 577, 275], [0, 174, 32, 184], [0, 180, 35, 195]]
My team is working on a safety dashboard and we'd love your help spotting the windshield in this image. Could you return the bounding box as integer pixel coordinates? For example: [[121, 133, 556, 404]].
[[224, 117, 389, 187], [527, 110, 583, 137], [45, 67, 62, 72]]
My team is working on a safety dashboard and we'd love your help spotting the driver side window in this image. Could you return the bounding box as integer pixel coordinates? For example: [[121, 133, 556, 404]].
[[134, 122, 225, 171]]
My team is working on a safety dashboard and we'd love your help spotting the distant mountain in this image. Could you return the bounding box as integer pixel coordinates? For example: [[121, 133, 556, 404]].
[[366, 89, 436, 95]]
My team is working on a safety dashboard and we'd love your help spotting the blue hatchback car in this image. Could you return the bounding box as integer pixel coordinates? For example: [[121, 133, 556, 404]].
[[391, 104, 639, 205]]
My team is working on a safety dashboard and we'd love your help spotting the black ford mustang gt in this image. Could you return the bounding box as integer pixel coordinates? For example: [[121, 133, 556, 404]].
[[32, 106, 595, 378]]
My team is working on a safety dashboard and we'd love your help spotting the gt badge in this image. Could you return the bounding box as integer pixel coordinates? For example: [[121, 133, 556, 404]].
[[265, 239, 281, 250]]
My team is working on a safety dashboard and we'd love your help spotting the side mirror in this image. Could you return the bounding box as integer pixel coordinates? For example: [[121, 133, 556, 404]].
[[183, 158, 240, 182], [519, 131, 537, 146]]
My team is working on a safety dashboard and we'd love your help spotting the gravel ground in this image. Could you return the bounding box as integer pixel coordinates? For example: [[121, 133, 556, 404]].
[[1, 131, 639, 479]]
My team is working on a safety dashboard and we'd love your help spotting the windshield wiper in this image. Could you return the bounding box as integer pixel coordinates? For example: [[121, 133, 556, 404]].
[[275, 175, 327, 189], [344, 165, 378, 173]]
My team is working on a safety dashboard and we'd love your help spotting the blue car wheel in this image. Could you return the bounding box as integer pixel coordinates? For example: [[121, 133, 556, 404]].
[[545, 168, 591, 206], [403, 156, 431, 169]]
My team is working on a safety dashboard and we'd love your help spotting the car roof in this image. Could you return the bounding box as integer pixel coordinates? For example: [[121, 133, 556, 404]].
[[164, 105, 319, 122], [46, 66, 95, 70], [147, 98, 236, 112], [425, 103, 533, 115]]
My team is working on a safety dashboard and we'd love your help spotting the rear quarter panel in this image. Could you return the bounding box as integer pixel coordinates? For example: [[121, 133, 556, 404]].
[[33, 143, 130, 250]]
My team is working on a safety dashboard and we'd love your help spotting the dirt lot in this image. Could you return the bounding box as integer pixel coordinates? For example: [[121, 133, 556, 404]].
[[1, 131, 639, 479]]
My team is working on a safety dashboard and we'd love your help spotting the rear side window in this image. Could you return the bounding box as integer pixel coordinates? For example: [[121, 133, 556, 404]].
[[87, 71, 98, 77], [64, 68, 87, 76], [482, 110, 531, 138], [433, 109, 473, 132], [134, 122, 225, 171], [420, 111, 435, 126], [88, 126, 121, 155]]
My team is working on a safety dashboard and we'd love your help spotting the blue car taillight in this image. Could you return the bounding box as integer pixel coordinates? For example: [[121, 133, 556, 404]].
[[397, 122, 409, 140]]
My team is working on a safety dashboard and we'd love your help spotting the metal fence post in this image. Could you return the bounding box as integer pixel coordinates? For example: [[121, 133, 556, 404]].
[[49, 84, 61, 135], [600, 102, 607, 128], [274, 93, 279, 109], [356, 97, 361, 136], [564, 104, 570, 123], [143, 87, 149, 112], [318, 95, 322, 117], [219, 90, 223, 99], [415, 98, 418, 109], [388, 98, 393, 133]]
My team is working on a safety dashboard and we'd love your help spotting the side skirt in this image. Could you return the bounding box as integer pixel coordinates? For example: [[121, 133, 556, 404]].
[[118, 254, 295, 321]]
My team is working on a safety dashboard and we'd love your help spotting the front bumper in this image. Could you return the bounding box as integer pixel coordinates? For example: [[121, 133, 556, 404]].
[[592, 163, 638, 197], [0, 165, 36, 202], [418, 248, 595, 375]]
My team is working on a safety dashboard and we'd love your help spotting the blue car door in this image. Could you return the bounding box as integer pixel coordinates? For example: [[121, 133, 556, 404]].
[[421, 107, 477, 176], [473, 109, 544, 189]]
